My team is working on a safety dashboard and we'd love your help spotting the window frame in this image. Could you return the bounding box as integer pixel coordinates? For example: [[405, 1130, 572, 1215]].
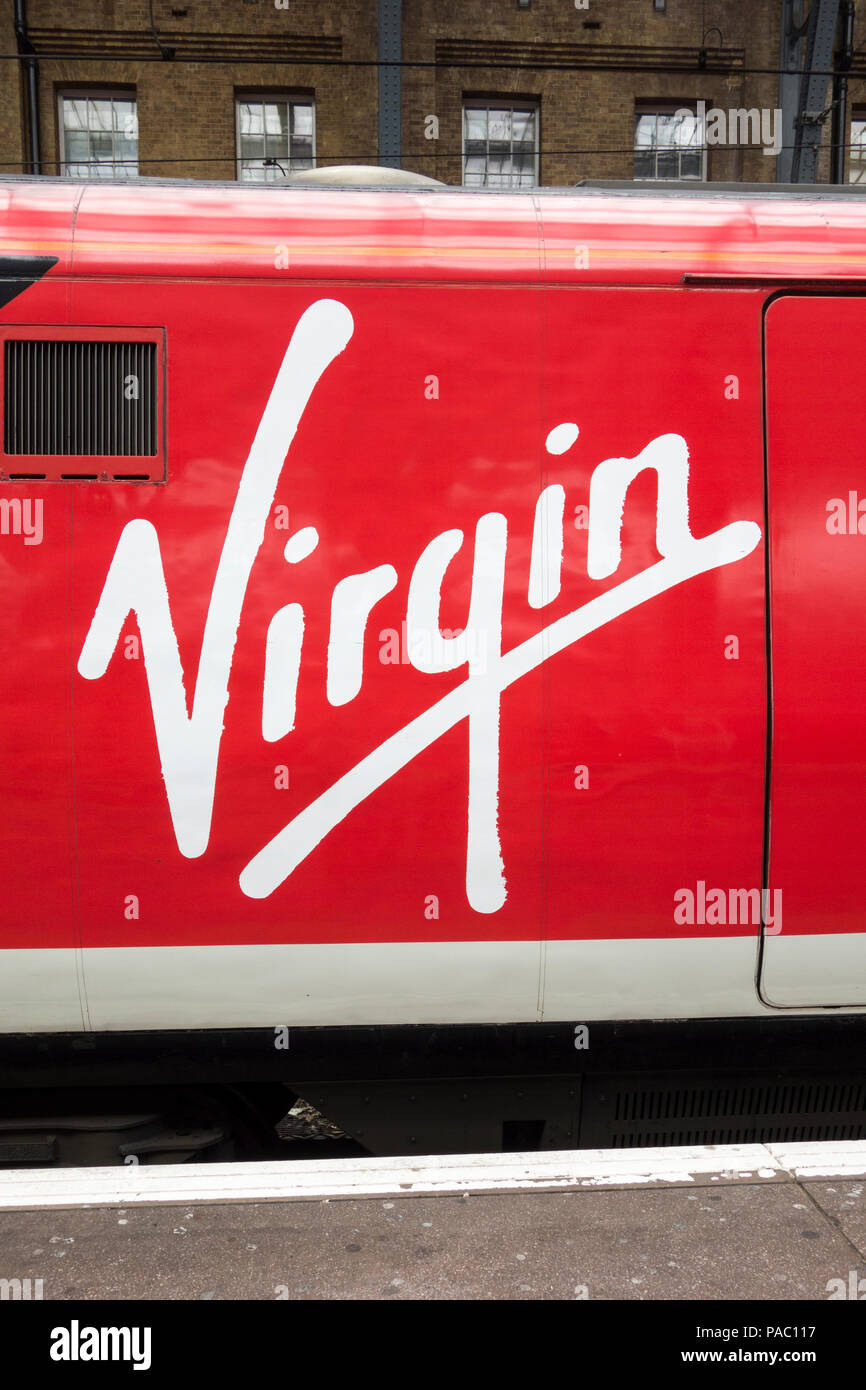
[[234, 93, 317, 183], [461, 99, 540, 190], [634, 103, 707, 182], [57, 88, 139, 180], [848, 112, 866, 183]]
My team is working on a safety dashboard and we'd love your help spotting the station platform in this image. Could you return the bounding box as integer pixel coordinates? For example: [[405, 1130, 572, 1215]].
[[1, 1141, 865, 1301]]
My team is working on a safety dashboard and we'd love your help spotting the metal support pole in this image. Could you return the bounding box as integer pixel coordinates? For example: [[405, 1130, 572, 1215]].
[[378, 0, 402, 170], [777, 0, 805, 183], [831, 0, 855, 182], [791, 0, 842, 183]]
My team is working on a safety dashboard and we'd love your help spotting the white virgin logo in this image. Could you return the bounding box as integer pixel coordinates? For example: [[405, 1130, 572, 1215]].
[[78, 299, 761, 913]]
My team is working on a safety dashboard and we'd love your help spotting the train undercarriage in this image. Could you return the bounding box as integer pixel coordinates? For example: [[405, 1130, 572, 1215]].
[[2, 1017, 866, 1167]]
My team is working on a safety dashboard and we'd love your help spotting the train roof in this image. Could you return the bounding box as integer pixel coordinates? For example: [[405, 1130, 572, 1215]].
[[2, 173, 866, 287]]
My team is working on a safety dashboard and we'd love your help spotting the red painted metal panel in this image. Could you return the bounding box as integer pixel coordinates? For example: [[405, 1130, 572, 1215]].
[[5, 181, 866, 288], [67, 280, 546, 948], [0, 485, 75, 951], [2, 274, 762, 955], [0, 181, 78, 286], [0, 180, 808, 1020], [764, 295, 866, 999], [68, 184, 542, 284], [542, 287, 765, 945]]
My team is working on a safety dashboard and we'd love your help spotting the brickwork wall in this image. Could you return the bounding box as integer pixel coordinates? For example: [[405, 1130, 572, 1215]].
[[0, 1, 854, 187], [5, 0, 377, 180], [0, 3, 25, 176], [404, 0, 783, 186]]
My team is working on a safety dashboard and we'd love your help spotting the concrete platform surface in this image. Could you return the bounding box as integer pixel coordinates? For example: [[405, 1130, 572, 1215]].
[[0, 1142, 864, 1300]]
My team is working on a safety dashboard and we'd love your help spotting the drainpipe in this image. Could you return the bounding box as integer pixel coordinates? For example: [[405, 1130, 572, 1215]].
[[13, 0, 41, 175], [831, 0, 855, 183]]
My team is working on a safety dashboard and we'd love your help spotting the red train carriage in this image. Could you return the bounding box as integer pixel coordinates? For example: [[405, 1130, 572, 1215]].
[[2, 174, 866, 1159]]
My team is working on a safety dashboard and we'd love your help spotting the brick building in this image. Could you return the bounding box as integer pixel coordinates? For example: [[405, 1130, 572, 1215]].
[[1, 0, 864, 187]]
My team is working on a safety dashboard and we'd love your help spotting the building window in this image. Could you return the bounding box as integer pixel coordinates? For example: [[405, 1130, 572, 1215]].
[[634, 107, 706, 181], [236, 97, 315, 181], [849, 117, 866, 183], [463, 102, 539, 188], [59, 92, 138, 179]]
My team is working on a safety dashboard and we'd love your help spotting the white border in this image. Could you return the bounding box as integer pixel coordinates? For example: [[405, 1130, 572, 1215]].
[[2, 1141, 865, 1211], [6, 935, 866, 1033]]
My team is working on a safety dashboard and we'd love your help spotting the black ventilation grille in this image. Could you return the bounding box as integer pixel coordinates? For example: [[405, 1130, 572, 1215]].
[[3, 340, 157, 458], [580, 1074, 866, 1148]]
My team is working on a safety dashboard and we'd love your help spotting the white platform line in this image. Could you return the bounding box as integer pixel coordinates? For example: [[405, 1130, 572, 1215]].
[[1, 1141, 866, 1210]]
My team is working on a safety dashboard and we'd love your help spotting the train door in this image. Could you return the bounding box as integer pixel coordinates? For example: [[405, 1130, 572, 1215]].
[[540, 285, 766, 1020], [763, 294, 866, 1006]]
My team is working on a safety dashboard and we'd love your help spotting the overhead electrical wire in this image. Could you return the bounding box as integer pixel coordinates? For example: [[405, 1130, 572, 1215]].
[[0, 140, 843, 170], [0, 52, 858, 79]]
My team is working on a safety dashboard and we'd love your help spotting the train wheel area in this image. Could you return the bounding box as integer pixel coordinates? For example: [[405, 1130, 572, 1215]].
[[5, 1045, 866, 1167], [0, 1085, 301, 1168]]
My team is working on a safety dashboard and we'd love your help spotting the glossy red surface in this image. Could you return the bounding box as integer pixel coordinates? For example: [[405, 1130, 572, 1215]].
[[765, 296, 866, 949], [0, 179, 856, 975]]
